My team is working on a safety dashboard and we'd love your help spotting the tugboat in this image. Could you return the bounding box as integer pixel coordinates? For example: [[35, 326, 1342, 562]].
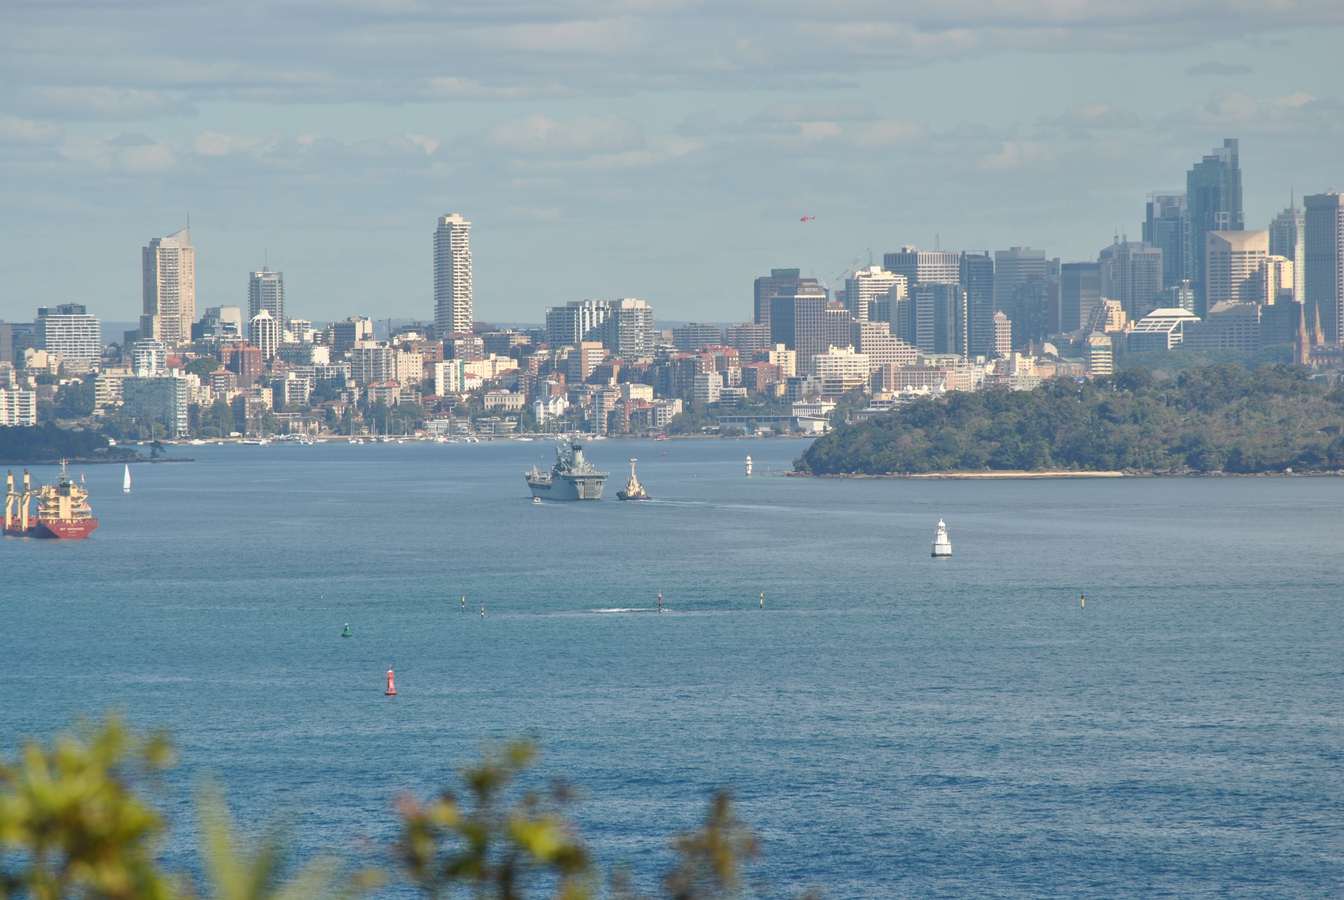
[[525, 441, 607, 501], [931, 519, 952, 558], [616, 458, 650, 501], [4, 461, 100, 539]]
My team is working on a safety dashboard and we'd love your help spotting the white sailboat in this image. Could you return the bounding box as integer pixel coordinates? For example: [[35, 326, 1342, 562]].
[[122, 464, 131, 494], [931, 519, 952, 558]]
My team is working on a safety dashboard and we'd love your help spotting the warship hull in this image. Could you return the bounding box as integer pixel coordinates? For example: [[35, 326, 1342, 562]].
[[526, 473, 605, 500]]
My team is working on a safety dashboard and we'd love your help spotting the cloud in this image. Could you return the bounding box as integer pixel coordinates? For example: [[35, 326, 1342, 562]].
[[16, 86, 194, 120], [977, 140, 1052, 171], [56, 133, 177, 172], [488, 114, 645, 155], [1186, 61, 1254, 76], [0, 115, 62, 144]]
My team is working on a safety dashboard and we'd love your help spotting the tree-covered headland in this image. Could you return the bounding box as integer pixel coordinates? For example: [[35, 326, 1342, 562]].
[[796, 364, 1344, 476]]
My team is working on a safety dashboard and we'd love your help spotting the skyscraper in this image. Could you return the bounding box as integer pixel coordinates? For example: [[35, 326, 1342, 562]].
[[434, 213, 473, 336], [142, 227, 195, 347], [249, 309, 279, 361], [1098, 239, 1164, 320], [959, 252, 994, 357], [754, 268, 824, 329], [1204, 230, 1269, 308], [1269, 204, 1305, 305], [912, 284, 967, 356], [769, 286, 827, 372], [1060, 262, 1101, 333], [1186, 139, 1244, 315], [1304, 192, 1344, 344], [883, 247, 960, 287], [248, 268, 285, 325], [1143, 193, 1189, 288], [992, 247, 1048, 311], [605, 298, 656, 359], [843, 266, 905, 323], [36, 303, 101, 374]]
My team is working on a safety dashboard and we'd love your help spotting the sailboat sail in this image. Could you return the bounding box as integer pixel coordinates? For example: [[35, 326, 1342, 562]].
[[123, 464, 131, 494]]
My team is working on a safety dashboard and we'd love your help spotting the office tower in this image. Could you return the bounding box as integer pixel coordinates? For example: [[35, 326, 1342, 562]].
[[545, 300, 611, 346], [1085, 333, 1114, 376], [35, 303, 101, 373], [959, 252, 994, 357], [197, 306, 244, 340], [1186, 139, 1244, 314], [605, 298, 655, 359], [1060, 263, 1101, 332], [248, 268, 285, 324], [991, 311, 1012, 358], [723, 322, 771, 355], [331, 317, 374, 353], [1205, 230, 1269, 308], [883, 247, 961, 287], [673, 323, 724, 351], [993, 247, 1048, 314], [1305, 193, 1344, 344], [843, 266, 906, 323], [141, 227, 195, 347], [1098, 239, 1164, 319], [1269, 204, 1305, 304], [1259, 256, 1295, 305], [1143, 193, 1189, 287], [433, 213, 473, 336], [249, 309, 279, 361], [823, 303, 854, 351], [851, 320, 918, 370], [754, 268, 824, 329], [1159, 280, 1197, 313], [913, 284, 967, 356], [1005, 278, 1054, 348], [768, 287, 827, 372]]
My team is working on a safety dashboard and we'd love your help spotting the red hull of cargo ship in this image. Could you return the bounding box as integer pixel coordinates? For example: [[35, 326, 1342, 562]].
[[6, 518, 100, 539]]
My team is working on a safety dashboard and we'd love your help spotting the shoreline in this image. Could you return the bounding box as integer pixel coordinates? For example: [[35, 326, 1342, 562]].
[[792, 469, 1342, 479]]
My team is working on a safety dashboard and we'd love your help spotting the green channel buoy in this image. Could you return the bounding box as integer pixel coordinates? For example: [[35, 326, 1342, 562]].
[[341, 623, 353, 638]]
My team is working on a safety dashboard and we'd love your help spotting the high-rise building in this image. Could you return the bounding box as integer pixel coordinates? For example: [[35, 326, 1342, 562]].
[[1098, 240, 1164, 319], [823, 303, 854, 352], [331, 316, 374, 353], [673, 323, 724, 351], [723, 322, 771, 355], [1143, 193, 1189, 288], [753, 268, 824, 329], [959, 252, 994, 357], [1259, 256, 1295, 306], [912, 284, 967, 356], [605, 298, 655, 359], [249, 310, 279, 361], [993, 247, 1048, 313], [1269, 204, 1305, 304], [843, 266, 906, 323], [1304, 192, 1344, 344], [990, 311, 1012, 358], [883, 247, 961, 293], [1205, 230, 1269, 308], [1060, 262, 1101, 333], [546, 300, 611, 346], [36, 303, 101, 373], [121, 374, 191, 437], [768, 287, 827, 373], [433, 213, 473, 336], [248, 268, 285, 324], [1186, 139, 1244, 314], [1085, 333, 1114, 376], [141, 227, 195, 347]]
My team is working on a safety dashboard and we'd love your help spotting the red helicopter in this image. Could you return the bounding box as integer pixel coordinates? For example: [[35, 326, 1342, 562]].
[[799, 214, 816, 222]]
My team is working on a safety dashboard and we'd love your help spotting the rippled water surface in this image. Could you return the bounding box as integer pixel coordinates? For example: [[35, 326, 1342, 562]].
[[3, 439, 1341, 897]]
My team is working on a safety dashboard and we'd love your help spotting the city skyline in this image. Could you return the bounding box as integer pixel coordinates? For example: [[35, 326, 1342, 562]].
[[3, 2, 1343, 323]]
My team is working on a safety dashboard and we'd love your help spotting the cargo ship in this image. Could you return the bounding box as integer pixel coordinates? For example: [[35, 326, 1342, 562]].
[[525, 441, 607, 500], [4, 462, 100, 539]]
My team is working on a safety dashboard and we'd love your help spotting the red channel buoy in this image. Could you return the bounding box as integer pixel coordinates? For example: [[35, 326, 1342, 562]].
[[385, 667, 397, 696]]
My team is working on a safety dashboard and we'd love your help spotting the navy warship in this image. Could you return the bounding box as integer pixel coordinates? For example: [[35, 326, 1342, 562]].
[[525, 441, 607, 500]]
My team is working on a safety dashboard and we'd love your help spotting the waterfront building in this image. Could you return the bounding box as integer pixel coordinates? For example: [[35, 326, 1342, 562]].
[[0, 387, 38, 426], [121, 374, 191, 437], [433, 213, 473, 336], [959, 252, 995, 356], [753, 268, 824, 330], [1144, 193, 1190, 288], [1205, 230, 1269, 308], [1186, 139, 1244, 313], [249, 310, 280, 361], [247, 268, 285, 324], [1099, 239, 1164, 320], [36, 303, 101, 374], [844, 266, 906, 323], [1304, 192, 1344, 343], [1060, 262, 1101, 333], [1084, 333, 1114, 376], [141, 227, 195, 347], [691, 370, 722, 405], [351, 342, 395, 385], [1269, 204, 1305, 304], [1128, 307, 1200, 352]]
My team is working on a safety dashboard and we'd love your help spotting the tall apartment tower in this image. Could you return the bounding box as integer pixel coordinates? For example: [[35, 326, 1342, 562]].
[[843, 266, 906, 323], [36, 303, 102, 374], [1143, 193, 1189, 287], [1304, 192, 1344, 344], [1269, 204, 1305, 306], [959, 252, 994, 356], [1205, 230, 1269, 308], [248, 268, 285, 325], [1186, 139, 1244, 314], [434, 213, 473, 336], [141, 227, 195, 347]]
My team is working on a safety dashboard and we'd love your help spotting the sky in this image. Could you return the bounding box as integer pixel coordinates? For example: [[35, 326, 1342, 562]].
[[2, 1, 1342, 326]]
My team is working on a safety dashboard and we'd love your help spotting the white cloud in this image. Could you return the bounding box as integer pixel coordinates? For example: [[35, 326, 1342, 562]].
[[488, 114, 645, 155], [0, 116, 62, 144], [977, 140, 1052, 171]]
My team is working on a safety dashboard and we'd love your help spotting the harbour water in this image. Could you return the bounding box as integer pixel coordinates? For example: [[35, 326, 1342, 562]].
[[2, 439, 1342, 896]]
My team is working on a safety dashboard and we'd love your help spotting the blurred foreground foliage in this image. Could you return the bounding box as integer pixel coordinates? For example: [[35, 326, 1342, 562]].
[[1, 718, 786, 899]]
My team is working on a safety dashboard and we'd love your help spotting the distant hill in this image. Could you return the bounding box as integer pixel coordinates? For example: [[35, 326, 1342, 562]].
[[0, 424, 136, 465], [795, 364, 1344, 476]]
